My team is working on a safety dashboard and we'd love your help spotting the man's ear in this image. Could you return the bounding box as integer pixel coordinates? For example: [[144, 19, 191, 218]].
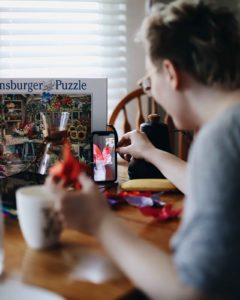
[[162, 59, 180, 89]]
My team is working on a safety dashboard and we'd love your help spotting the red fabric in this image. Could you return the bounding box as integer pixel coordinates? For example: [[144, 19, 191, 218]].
[[49, 140, 90, 189], [105, 191, 181, 222], [105, 191, 153, 198], [103, 146, 111, 155], [93, 144, 103, 161], [140, 204, 182, 222]]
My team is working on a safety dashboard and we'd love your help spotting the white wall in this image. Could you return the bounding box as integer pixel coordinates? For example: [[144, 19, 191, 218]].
[[126, 0, 146, 92], [114, 0, 146, 135]]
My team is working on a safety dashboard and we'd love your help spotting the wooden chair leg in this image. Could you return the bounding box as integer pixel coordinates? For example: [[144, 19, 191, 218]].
[[123, 107, 131, 133], [136, 96, 145, 129]]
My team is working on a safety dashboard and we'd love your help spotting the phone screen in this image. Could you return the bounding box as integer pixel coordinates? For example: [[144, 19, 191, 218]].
[[92, 132, 117, 182]]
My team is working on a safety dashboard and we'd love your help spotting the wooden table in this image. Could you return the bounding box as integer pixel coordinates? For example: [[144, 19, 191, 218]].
[[2, 163, 183, 300]]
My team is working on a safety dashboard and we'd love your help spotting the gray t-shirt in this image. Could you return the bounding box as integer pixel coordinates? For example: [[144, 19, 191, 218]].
[[171, 103, 240, 299]]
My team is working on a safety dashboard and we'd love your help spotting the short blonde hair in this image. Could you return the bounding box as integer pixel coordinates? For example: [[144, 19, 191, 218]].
[[140, 0, 240, 89]]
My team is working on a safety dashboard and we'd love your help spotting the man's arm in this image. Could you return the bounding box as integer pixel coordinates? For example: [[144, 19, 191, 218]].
[[145, 148, 187, 193], [117, 130, 187, 194], [49, 174, 215, 300], [98, 212, 205, 300]]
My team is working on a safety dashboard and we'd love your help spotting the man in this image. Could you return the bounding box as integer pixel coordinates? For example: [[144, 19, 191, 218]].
[[48, 1, 240, 299]]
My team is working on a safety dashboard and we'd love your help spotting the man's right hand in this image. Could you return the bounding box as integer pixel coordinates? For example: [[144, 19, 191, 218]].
[[117, 130, 155, 162]]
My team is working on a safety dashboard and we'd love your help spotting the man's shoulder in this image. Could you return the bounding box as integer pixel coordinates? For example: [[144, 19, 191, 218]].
[[192, 103, 240, 158]]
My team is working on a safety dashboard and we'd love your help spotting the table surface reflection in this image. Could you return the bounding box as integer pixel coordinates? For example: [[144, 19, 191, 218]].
[[2, 162, 183, 300]]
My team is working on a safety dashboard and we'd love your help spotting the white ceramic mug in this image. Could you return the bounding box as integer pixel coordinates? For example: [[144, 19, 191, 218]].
[[16, 185, 61, 250]]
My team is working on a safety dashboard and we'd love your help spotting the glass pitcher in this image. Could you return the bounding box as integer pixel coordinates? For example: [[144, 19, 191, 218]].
[[37, 112, 70, 175]]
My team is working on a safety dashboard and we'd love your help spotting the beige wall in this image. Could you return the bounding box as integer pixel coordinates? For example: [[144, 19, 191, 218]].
[[126, 0, 146, 92]]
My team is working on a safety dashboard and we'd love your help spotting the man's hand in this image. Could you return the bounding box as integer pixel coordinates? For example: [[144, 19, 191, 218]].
[[45, 173, 110, 236], [117, 130, 155, 162]]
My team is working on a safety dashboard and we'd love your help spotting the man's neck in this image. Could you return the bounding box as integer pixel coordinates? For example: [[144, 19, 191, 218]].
[[182, 76, 240, 128]]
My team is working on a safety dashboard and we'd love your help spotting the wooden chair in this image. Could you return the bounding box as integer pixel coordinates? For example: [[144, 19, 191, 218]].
[[108, 88, 192, 161]]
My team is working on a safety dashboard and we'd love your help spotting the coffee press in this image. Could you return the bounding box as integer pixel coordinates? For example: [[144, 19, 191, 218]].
[[37, 112, 70, 175]]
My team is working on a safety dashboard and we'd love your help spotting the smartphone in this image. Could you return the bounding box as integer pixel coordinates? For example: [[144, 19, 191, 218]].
[[92, 131, 117, 183]]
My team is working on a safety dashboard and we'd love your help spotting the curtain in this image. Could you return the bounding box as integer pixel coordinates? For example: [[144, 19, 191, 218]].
[[0, 0, 127, 114]]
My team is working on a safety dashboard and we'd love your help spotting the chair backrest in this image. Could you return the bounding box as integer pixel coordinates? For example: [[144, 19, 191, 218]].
[[109, 88, 157, 133], [108, 88, 193, 161]]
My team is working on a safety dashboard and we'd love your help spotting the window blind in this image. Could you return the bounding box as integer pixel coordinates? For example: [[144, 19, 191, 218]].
[[0, 0, 127, 114]]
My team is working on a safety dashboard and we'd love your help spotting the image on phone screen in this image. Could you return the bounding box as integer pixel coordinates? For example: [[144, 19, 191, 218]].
[[92, 132, 116, 182]]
